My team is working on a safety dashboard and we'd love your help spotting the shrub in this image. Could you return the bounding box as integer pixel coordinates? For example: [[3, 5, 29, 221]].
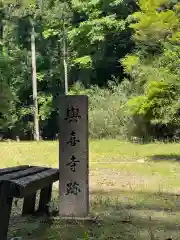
[[69, 80, 130, 139]]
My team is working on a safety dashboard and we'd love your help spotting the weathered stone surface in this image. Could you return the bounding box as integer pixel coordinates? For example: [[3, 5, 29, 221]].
[[59, 95, 89, 217]]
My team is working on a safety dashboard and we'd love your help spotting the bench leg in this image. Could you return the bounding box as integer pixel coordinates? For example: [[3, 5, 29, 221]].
[[38, 184, 52, 213], [22, 193, 36, 216], [0, 196, 13, 240]]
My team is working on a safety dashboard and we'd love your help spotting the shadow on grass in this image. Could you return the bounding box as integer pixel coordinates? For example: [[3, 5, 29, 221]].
[[8, 189, 180, 240], [149, 154, 180, 162]]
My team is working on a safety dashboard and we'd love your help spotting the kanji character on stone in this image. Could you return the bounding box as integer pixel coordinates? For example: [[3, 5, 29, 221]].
[[64, 106, 81, 123], [65, 181, 81, 195], [66, 155, 80, 172], [67, 131, 80, 146]]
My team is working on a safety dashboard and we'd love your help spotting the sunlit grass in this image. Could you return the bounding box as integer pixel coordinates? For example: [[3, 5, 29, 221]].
[[1, 140, 180, 239]]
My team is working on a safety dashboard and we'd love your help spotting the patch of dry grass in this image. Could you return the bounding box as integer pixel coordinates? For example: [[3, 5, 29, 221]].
[[1, 140, 180, 239]]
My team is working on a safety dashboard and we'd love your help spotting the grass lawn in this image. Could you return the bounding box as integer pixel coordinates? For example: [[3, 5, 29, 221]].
[[1, 140, 180, 239]]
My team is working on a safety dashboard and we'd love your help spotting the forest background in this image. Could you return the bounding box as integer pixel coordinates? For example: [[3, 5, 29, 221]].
[[0, 0, 180, 141]]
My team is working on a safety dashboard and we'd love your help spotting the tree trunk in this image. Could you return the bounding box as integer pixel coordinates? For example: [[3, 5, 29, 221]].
[[63, 23, 68, 95], [31, 23, 40, 141]]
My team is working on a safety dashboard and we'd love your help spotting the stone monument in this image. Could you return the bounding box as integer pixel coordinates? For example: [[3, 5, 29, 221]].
[[59, 95, 89, 218]]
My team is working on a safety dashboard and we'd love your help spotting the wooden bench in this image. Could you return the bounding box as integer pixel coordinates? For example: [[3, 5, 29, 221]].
[[0, 165, 59, 240]]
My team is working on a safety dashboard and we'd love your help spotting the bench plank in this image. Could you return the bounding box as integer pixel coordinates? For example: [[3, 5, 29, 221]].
[[0, 166, 47, 181], [3, 168, 59, 198], [0, 165, 30, 176]]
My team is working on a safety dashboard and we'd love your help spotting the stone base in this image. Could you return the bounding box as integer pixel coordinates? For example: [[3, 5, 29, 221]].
[[59, 216, 95, 221], [51, 215, 101, 224]]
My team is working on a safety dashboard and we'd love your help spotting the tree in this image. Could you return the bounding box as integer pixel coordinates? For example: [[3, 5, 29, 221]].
[[30, 17, 39, 140], [68, 0, 138, 86], [122, 0, 180, 139], [0, 0, 138, 139]]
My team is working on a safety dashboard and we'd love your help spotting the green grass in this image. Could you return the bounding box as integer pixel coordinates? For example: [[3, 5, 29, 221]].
[[1, 140, 180, 239]]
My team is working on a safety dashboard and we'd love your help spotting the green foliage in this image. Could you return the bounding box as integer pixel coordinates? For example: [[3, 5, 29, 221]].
[[68, 0, 136, 85], [73, 55, 92, 68], [38, 93, 53, 121], [131, 0, 180, 47], [69, 81, 129, 139], [121, 0, 180, 139], [121, 55, 140, 73], [1, 0, 180, 141], [0, 54, 14, 130]]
